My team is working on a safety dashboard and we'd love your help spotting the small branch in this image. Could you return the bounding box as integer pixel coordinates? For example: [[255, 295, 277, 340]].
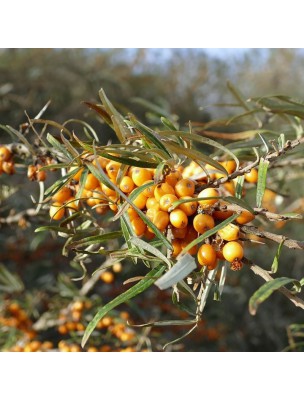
[[216, 203, 300, 222], [6, 142, 66, 163], [250, 264, 304, 310], [241, 225, 304, 250], [198, 136, 304, 190], [0, 208, 39, 224]]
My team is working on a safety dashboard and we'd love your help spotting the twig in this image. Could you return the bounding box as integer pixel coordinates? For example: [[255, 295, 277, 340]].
[[0, 208, 38, 224], [241, 225, 304, 250], [216, 203, 301, 222], [198, 136, 304, 190], [250, 264, 304, 310]]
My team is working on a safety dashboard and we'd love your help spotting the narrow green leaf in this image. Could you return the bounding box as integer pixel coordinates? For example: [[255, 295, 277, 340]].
[[83, 101, 113, 126], [181, 214, 238, 255], [161, 116, 178, 131], [99, 88, 131, 142], [129, 115, 173, 159], [46, 133, 74, 160], [235, 175, 245, 199], [81, 265, 166, 347], [69, 231, 122, 249], [130, 237, 172, 268], [0, 125, 34, 152], [155, 254, 197, 290], [199, 267, 219, 313], [166, 142, 228, 176], [256, 158, 270, 208], [218, 262, 228, 300], [34, 225, 75, 234], [161, 130, 239, 169], [271, 239, 286, 274], [249, 277, 298, 315]]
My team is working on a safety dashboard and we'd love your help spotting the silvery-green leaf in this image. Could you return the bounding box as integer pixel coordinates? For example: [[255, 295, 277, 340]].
[[155, 254, 196, 290]]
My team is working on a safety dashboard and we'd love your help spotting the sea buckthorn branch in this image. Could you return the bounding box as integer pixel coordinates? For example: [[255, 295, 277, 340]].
[[201, 136, 304, 190], [249, 264, 304, 310], [0, 208, 38, 225], [241, 225, 304, 250], [5, 142, 65, 162], [216, 203, 301, 222]]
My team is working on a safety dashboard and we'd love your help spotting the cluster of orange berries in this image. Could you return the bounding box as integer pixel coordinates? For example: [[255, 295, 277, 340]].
[[57, 300, 136, 352], [0, 145, 15, 175], [27, 163, 47, 182], [9, 340, 53, 352], [0, 302, 36, 340], [48, 154, 259, 271], [57, 300, 89, 335]]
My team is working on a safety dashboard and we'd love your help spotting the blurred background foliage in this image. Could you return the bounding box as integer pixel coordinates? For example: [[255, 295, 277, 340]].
[[1, 48, 304, 352]]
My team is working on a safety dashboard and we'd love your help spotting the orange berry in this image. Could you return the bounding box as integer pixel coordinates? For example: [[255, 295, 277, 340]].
[[36, 166, 46, 182], [222, 160, 237, 174], [197, 244, 217, 267], [87, 346, 98, 352], [146, 197, 160, 210], [2, 160, 15, 174], [113, 263, 122, 273], [70, 344, 81, 352], [132, 191, 147, 210], [69, 166, 84, 182], [127, 207, 139, 221], [159, 194, 178, 212], [109, 196, 118, 212], [93, 156, 109, 169], [101, 183, 116, 197], [236, 210, 255, 225], [41, 341, 53, 350], [144, 229, 155, 240], [0, 146, 12, 161], [72, 301, 84, 312], [100, 271, 115, 284], [171, 226, 188, 239], [154, 182, 175, 201], [172, 239, 182, 258], [142, 181, 156, 197], [84, 173, 99, 190], [217, 223, 239, 241], [193, 214, 215, 234], [106, 161, 121, 179], [169, 209, 188, 229], [223, 181, 235, 196], [212, 209, 234, 221], [132, 168, 153, 186], [119, 176, 135, 193], [153, 210, 170, 231], [178, 197, 198, 216], [174, 178, 195, 197], [146, 207, 158, 221], [222, 241, 244, 262], [52, 187, 72, 203], [131, 217, 146, 236], [165, 170, 182, 187], [245, 168, 258, 183], [49, 202, 65, 220], [58, 324, 68, 335], [206, 259, 218, 271], [197, 188, 219, 209]]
